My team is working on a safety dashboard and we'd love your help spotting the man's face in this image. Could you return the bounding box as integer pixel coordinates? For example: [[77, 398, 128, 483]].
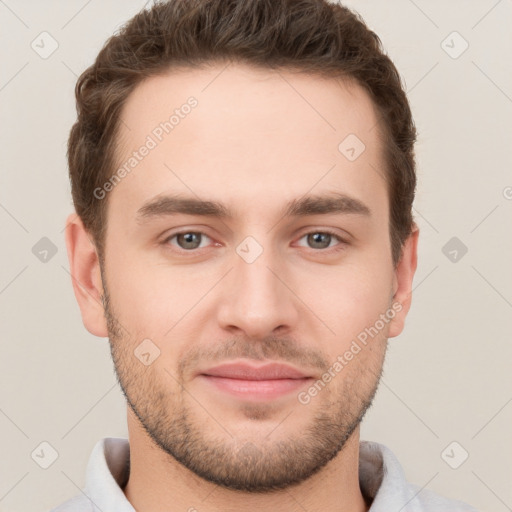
[[96, 63, 409, 491]]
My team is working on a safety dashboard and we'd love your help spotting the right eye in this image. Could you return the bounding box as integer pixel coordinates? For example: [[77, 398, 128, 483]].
[[163, 231, 214, 251]]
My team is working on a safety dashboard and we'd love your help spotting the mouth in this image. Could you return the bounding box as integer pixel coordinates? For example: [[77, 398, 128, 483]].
[[197, 361, 313, 401]]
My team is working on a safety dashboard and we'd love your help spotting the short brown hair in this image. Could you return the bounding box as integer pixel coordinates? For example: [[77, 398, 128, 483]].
[[68, 0, 416, 265]]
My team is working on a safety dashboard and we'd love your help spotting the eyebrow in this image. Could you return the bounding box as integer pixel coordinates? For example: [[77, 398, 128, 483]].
[[135, 192, 371, 224]]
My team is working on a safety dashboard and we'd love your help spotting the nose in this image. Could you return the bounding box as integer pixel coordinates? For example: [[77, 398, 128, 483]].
[[216, 242, 299, 339]]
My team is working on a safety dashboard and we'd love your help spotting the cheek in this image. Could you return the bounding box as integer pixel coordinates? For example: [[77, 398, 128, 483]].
[[302, 262, 394, 340]]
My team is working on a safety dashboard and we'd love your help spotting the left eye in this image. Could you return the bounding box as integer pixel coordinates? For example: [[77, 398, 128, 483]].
[[296, 231, 343, 250]]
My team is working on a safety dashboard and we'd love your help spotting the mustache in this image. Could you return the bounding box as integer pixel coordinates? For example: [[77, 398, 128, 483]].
[[178, 335, 329, 377]]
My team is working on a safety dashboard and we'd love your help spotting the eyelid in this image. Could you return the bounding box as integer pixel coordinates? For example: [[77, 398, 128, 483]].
[[162, 229, 216, 249], [294, 228, 349, 251], [296, 226, 350, 241]]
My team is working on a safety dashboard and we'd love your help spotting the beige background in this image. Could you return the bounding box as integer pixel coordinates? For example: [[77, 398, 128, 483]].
[[1, 1, 511, 511]]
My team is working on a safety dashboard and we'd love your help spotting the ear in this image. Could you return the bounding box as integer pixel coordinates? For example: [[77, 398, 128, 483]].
[[64, 213, 108, 338], [388, 224, 419, 338]]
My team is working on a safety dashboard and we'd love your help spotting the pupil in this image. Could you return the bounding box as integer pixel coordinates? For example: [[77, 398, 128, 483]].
[[180, 232, 200, 249]]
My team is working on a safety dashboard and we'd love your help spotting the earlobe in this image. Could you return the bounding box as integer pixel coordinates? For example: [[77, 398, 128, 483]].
[[64, 213, 108, 338], [388, 224, 419, 338]]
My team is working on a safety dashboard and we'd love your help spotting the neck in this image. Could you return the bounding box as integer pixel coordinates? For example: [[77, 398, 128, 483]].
[[123, 409, 369, 512]]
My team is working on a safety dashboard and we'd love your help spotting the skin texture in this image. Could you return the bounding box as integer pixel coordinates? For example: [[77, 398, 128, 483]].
[[66, 62, 418, 512]]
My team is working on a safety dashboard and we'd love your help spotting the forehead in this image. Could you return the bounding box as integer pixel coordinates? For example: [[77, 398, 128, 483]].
[[109, 62, 387, 222]]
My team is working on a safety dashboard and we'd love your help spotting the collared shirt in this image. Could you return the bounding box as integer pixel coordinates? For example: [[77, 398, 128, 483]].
[[50, 437, 479, 511]]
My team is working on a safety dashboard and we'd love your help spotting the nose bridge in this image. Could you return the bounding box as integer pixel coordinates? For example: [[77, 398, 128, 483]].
[[217, 234, 298, 335]]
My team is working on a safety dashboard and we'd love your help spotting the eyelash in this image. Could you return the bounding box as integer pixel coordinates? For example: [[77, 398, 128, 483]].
[[161, 229, 348, 254]]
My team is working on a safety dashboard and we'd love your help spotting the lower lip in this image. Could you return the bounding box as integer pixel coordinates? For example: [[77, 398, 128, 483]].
[[199, 375, 312, 401]]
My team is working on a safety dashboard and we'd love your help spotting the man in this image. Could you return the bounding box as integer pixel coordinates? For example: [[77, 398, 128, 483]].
[[54, 0, 478, 510]]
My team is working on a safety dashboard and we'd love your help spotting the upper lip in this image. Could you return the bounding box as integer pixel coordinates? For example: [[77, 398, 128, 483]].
[[200, 362, 310, 380]]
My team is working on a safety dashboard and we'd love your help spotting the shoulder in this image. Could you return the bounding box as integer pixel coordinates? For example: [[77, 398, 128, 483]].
[[48, 494, 94, 512], [48, 437, 131, 512], [359, 441, 480, 511], [406, 483, 481, 512]]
